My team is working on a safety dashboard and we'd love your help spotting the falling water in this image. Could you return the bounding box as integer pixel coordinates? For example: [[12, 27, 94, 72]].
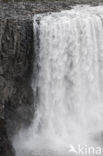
[[13, 5, 103, 156]]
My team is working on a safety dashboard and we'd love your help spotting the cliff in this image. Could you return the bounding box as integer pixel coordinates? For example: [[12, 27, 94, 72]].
[[0, 1, 102, 156], [0, 3, 34, 156]]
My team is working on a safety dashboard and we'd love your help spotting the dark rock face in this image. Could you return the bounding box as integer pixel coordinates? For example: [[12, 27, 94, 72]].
[[0, 5, 34, 156], [0, 1, 103, 156], [0, 119, 15, 156], [0, 18, 34, 134]]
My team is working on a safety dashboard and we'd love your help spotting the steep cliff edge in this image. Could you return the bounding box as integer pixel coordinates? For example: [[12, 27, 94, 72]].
[[0, 3, 34, 156], [0, 1, 102, 156]]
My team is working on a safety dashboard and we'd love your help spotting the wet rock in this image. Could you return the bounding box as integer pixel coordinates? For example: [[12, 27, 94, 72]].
[[0, 18, 34, 135], [0, 118, 14, 156], [0, 4, 34, 156]]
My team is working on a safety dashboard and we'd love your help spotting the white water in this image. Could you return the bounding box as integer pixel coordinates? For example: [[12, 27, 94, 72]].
[[13, 5, 103, 156]]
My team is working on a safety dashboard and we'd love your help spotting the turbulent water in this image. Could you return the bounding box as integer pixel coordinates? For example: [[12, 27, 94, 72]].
[[13, 5, 103, 156]]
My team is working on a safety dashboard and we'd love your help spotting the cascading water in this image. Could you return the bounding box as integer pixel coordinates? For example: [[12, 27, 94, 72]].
[[13, 5, 103, 156]]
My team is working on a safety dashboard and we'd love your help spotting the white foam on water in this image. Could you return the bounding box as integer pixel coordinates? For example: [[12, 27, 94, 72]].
[[13, 5, 103, 156]]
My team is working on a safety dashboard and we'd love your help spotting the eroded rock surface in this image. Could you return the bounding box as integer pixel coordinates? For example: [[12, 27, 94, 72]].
[[0, 119, 15, 156], [0, 3, 34, 156]]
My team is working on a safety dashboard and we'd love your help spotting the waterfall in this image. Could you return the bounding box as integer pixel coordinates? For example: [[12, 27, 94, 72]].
[[13, 5, 103, 156]]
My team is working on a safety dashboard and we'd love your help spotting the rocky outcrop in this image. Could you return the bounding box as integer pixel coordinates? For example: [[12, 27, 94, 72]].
[[0, 0, 103, 5], [0, 3, 34, 156], [0, 119, 15, 156], [0, 17, 34, 131]]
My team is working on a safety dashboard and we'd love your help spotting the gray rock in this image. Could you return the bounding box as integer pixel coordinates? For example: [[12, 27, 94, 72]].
[[0, 118, 15, 156], [0, 4, 34, 156], [0, 18, 34, 134]]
